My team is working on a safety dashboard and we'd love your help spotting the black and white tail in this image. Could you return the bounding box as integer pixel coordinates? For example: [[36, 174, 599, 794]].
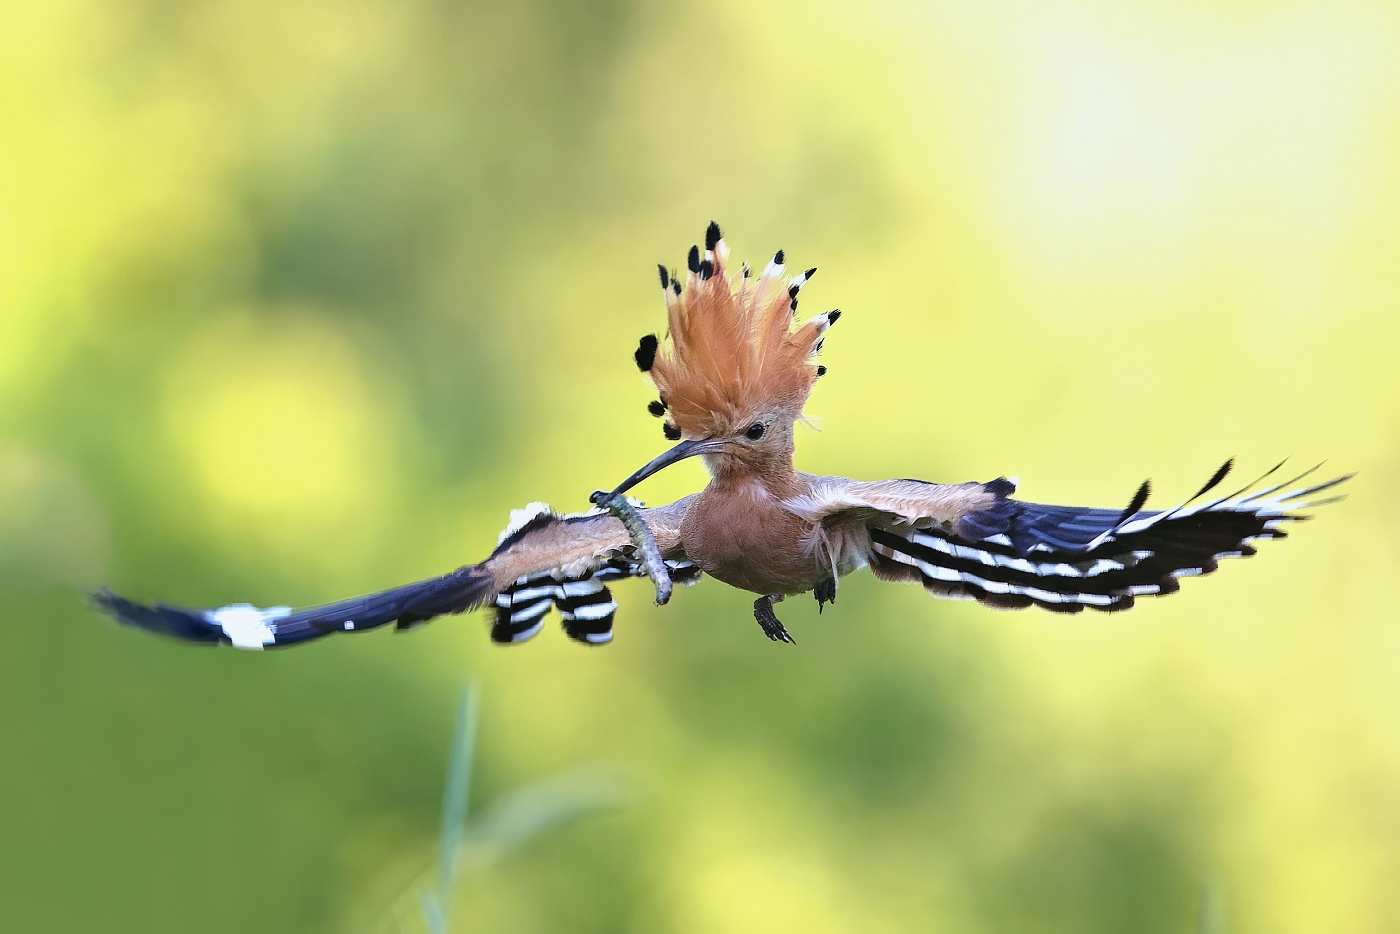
[[492, 558, 701, 646], [869, 461, 1351, 613]]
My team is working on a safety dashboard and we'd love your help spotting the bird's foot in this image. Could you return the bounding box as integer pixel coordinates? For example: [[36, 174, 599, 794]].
[[813, 577, 837, 614], [753, 594, 795, 645]]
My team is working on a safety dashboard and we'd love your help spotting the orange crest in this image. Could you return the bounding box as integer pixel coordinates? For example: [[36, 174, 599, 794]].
[[635, 223, 838, 438]]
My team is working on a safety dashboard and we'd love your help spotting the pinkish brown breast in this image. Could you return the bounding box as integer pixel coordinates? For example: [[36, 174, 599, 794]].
[[680, 478, 831, 596]]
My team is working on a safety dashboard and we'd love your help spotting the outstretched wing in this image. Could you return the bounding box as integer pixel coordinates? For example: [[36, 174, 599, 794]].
[[95, 495, 698, 649], [790, 462, 1349, 613]]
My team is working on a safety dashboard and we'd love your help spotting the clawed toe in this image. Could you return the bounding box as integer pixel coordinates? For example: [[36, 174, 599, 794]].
[[753, 595, 796, 644]]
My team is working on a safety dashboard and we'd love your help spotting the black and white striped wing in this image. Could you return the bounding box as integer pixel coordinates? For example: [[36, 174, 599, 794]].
[[491, 557, 702, 646], [864, 461, 1350, 613]]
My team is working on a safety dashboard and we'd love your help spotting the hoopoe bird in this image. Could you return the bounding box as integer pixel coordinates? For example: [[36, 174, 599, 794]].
[[96, 223, 1350, 648]]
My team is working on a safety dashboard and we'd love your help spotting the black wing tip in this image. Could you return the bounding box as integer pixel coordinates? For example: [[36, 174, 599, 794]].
[[561, 619, 616, 647], [90, 585, 120, 614], [90, 586, 156, 626], [983, 477, 1017, 497], [1116, 479, 1153, 525], [91, 588, 223, 644], [1197, 458, 1235, 499], [1279, 471, 1356, 502]]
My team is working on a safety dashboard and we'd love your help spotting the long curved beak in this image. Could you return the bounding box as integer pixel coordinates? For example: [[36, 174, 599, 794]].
[[590, 438, 726, 505]]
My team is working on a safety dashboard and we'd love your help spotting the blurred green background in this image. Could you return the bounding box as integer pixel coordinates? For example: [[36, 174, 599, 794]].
[[2, 0, 1397, 931]]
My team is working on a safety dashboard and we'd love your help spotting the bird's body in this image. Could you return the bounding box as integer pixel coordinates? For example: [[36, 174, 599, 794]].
[[96, 223, 1351, 648], [686, 470, 822, 596], [687, 476, 793, 593]]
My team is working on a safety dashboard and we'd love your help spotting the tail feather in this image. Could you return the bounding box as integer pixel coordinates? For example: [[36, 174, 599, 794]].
[[92, 564, 494, 650], [870, 462, 1349, 614], [491, 558, 701, 646]]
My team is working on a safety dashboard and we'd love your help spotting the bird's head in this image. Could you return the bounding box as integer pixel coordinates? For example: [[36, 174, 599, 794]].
[[596, 222, 839, 499]]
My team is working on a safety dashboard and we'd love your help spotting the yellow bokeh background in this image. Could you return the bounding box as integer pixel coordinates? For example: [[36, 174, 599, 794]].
[[2, 0, 1397, 931]]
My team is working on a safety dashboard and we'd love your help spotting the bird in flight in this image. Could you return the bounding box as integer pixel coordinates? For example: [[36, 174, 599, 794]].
[[96, 223, 1350, 648]]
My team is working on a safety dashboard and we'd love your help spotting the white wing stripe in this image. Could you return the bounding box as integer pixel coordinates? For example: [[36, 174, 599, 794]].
[[508, 585, 556, 603], [206, 604, 292, 651], [559, 580, 605, 598], [561, 602, 617, 622], [507, 619, 546, 643], [873, 542, 1116, 606], [510, 603, 551, 625], [908, 531, 1132, 578]]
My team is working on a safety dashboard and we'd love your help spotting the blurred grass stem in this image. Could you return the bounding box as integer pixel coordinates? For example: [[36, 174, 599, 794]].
[[421, 684, 478, 934]]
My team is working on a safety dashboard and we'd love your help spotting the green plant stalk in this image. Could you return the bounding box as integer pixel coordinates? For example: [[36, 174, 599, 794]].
[[423, 684, 478, 934]]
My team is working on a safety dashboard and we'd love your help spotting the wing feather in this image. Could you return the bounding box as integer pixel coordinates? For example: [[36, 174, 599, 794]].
[[95, 496, 698, 649], [786, 474, 1009, 532], [789, 465, 1348, 614]]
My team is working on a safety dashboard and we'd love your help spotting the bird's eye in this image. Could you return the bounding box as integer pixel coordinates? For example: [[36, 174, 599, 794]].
[[745, 423, 766, 440]]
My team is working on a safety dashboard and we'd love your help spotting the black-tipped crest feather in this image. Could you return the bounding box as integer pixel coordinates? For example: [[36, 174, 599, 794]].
[[634, 334, 658, 372]]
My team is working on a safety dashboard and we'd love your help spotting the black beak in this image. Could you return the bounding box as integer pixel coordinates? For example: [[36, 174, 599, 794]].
[[590, 438, 725, 505]]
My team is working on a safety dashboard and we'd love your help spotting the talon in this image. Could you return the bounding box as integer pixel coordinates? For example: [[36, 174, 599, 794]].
[[813, 577, 837, 614], [754, 595, 795, 644]]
